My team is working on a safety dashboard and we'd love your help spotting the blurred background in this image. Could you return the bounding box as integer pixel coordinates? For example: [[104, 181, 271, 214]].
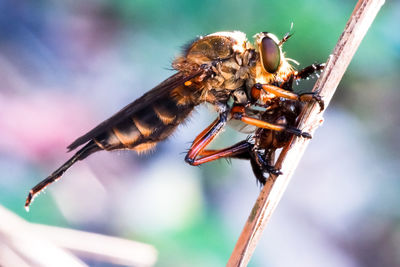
[[0, 0, 399, 266]]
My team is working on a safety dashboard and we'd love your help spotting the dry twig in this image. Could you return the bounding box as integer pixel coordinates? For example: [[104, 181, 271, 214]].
[[227, 0, 385, 266]]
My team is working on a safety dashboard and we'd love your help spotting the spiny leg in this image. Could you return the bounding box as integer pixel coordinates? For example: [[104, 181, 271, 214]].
[[280, 63, 325, 89], [191, 116, 221, 146], [188, 139, 273, 185], [186, 135, 282, 185], [294, 63, 325, 110], [231, 105, 312, 139], [252, 149, 282, 176], [250, 155, 267, 185], [25, 141, 101, 210], [254, 83, 324, 111], [295, 63, 325, 80], [265, 63, 325, 110], [185, 110, 229, 165], [187, 140, 253, 166], [247, 149, 280, 185]]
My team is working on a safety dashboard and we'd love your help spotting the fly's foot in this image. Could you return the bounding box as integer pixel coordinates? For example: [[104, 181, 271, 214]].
[[299, 92, 325, 111], [266, 165, 283, 176], [285, 126, 312, 139]]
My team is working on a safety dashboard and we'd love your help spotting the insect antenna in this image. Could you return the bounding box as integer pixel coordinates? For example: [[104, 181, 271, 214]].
[[279, 22, 295, 46]]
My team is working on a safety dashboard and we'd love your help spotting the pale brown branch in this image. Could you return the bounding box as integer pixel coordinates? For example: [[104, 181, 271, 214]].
[[227, 0, 385, 266]]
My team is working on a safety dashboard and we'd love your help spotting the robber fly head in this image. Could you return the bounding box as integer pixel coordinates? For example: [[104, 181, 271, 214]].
[[252, 32, 294, 86], [255, 32, 282, 73]]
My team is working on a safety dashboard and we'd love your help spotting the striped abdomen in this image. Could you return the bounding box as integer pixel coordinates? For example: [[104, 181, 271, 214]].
[[93, 88, 195, 154]]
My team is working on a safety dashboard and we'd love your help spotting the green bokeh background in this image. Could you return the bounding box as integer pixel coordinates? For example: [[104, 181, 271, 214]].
[[0, 0, 399, 266]]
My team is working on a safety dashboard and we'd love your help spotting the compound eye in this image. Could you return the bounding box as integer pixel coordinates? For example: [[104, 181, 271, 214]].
[[260, 36, 281, 73]]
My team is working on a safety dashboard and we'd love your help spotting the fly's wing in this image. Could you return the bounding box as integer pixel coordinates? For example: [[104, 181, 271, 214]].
[[228, 119, 257, 134], [67, 70, 205, 151]]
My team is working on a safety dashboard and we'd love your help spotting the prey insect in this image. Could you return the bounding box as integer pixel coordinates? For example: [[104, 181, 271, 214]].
[[187, 98, 315, 184], [25, 30, 324, 210]]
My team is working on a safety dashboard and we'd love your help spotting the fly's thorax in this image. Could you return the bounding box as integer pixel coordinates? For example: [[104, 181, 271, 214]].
[[173, 31, 249, 72], [173, 31, 256, 103], [184, 31, 249, 64], [197, 55, 255, 104]]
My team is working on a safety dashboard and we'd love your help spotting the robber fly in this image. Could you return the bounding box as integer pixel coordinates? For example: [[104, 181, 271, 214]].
[[25, 30, 323, 210]]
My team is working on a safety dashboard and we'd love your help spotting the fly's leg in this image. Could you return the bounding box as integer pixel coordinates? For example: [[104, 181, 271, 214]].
[[231, 106, 312, 139], [265, 63, 326, 110], [295, 63, 326, 111], [185, 107, 229, 165], [186, 135, 283, 185], [248, 149, 281, 185], [186, 139, 274, 185], [186, 140, 252, 166], [280, 63, 325, 89], [295, 63, 325, 80], [252, 149, 282, 176], [254, 83, 325, 111], [210, 144, 281, 185]]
